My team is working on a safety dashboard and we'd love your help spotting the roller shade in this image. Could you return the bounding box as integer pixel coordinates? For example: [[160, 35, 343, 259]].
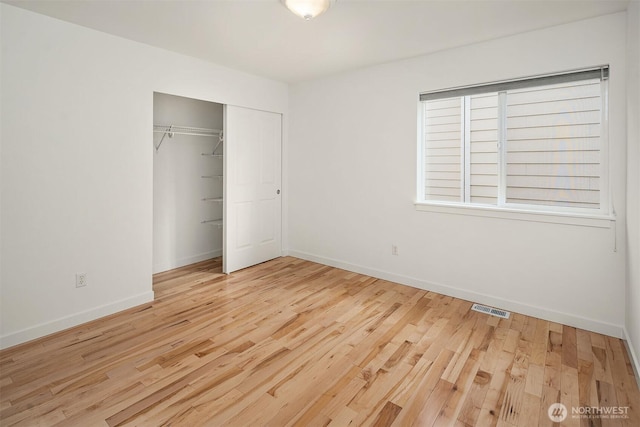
[[420, 66, 608, 102]]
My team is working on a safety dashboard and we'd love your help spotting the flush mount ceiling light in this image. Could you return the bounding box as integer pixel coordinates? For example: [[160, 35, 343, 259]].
[[281, 0, 336, 20]]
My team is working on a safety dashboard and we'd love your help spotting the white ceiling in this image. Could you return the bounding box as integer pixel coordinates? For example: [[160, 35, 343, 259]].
[[5, 0, 630, 83]]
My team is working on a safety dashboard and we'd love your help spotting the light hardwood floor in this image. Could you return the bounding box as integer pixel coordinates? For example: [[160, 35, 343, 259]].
[[1, 257, 639, 426]]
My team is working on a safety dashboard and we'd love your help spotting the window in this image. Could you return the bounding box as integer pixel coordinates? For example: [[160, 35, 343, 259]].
[[418, 67, 609, 218]]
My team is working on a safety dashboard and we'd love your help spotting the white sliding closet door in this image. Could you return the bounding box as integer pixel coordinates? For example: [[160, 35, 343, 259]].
[[224, 106, 282, 273]]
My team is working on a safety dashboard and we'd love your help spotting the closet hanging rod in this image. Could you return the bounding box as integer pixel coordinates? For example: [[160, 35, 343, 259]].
[[153, 124, 223, 151], [153, 124, 222, 137]]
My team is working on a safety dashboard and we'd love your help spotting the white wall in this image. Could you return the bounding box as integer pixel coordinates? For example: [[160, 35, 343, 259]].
[[626, 1, 640, 379], [288, 12, 628, 337], [0, 4, 287, 348], [153, 93, 224, 273], [0, 4, 4, 341]]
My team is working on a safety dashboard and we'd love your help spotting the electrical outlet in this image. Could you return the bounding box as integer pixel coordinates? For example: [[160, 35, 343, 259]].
[[391, 245, 398, 256], [76, 273, 87, 288]]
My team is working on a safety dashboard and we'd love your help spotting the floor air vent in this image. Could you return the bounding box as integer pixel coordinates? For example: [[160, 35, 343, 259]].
[[471, 303, 510, 319]]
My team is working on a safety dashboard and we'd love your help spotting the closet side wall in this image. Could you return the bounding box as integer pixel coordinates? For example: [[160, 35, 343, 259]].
[[153, 93, 223, 273]]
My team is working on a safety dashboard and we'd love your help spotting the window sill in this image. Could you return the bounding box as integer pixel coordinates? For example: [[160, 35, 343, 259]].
[[414, 202, 614, 228]]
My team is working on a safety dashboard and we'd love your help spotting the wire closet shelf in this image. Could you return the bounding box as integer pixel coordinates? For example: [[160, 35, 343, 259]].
[[153, 124, 223, 151]]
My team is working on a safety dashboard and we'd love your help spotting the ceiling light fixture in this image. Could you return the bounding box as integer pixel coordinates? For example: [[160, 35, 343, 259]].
[[281, 0, 336, 20]]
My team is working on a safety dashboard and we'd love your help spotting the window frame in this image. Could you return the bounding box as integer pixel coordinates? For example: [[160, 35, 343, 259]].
[[416, 66, 614, 228]]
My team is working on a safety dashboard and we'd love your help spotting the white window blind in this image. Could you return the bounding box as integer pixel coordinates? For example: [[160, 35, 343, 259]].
[[419, 66, 608, 215]]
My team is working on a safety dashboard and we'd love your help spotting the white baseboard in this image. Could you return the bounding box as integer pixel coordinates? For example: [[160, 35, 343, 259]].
[[153, 249, 222, 274], [623, 327, 640, 389], [0, 291, 154, 350], [287, 250, 624, 339]]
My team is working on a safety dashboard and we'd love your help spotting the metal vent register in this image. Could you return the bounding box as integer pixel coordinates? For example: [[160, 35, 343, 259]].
[[471, 303, 511, 319]]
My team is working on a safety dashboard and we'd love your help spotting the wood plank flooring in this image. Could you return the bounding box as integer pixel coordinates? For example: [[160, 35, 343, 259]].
[[1, 256, 639, 426]]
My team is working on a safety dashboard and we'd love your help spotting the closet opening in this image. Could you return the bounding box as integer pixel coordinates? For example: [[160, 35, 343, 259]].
[[153, 92, 224, 275]]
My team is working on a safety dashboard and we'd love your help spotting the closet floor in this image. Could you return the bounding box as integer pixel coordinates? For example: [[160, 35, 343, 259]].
[[1, 257, 639, 426]]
